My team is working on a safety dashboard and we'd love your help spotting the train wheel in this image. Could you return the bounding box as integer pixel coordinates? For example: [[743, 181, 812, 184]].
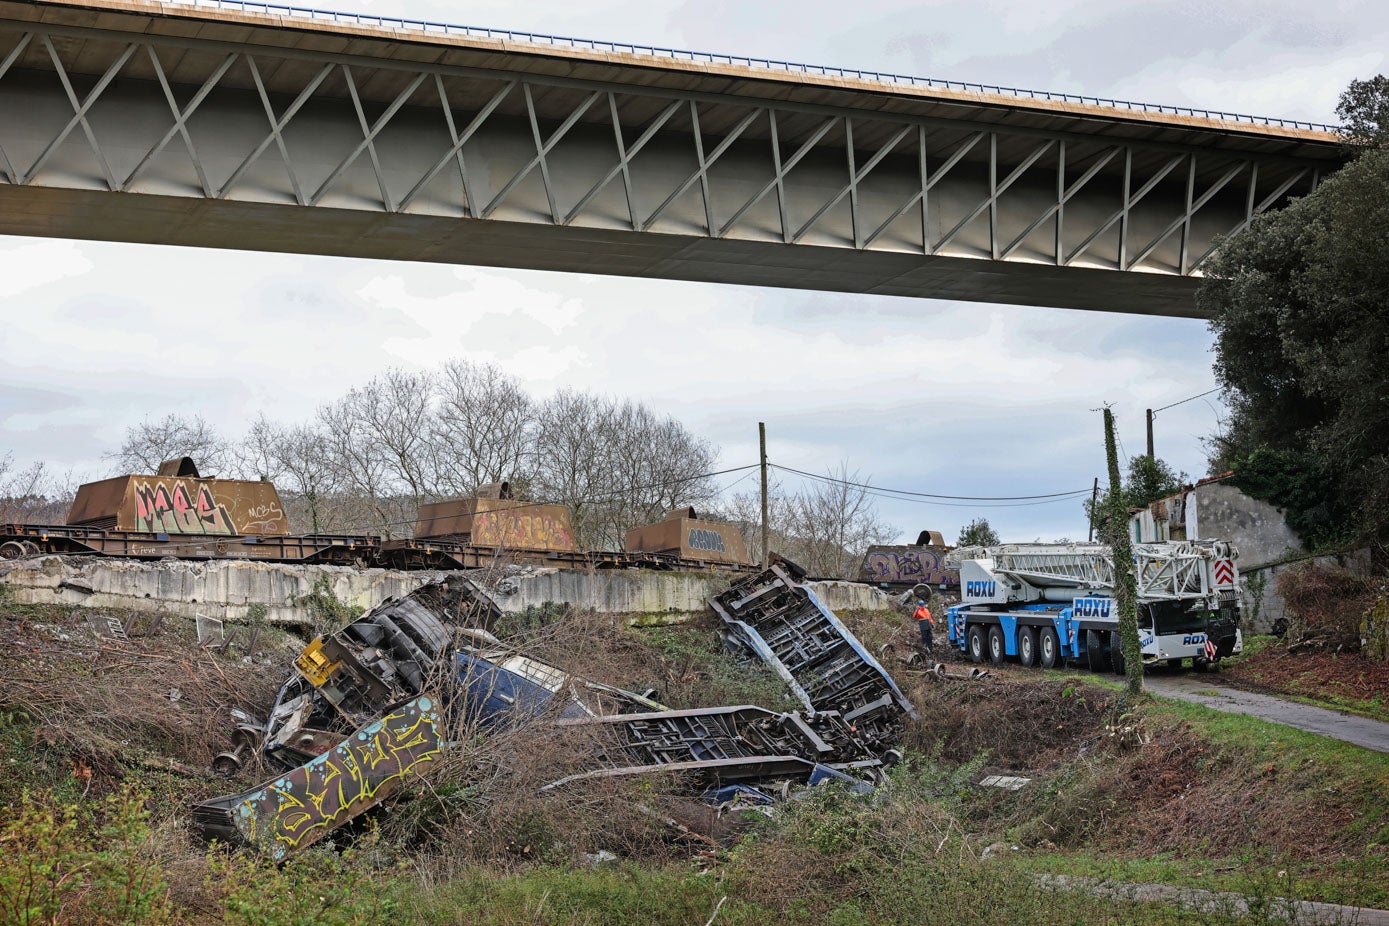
[[987, 626, 1006, 666], [1085, 629, 1110, 672], [1039, 627, 1061, 669], [1018, 627, 1038, 667], [0, 541, 25, 559], [967, 625, 985, 664]]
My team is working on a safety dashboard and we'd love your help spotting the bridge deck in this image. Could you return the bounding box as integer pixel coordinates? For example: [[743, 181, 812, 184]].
[[0, 0, 1347, 315]]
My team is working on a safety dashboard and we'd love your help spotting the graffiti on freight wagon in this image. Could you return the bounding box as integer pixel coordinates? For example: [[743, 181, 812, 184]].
[[688, 528, 728, 553], [235, 696, 445, 860], [858, 548, 958, 587], [473, 511, 576, 551], [133, 480, 237, 535]]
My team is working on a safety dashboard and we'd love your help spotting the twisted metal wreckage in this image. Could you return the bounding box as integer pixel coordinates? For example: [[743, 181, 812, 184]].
[[191, 558, 916, 859]]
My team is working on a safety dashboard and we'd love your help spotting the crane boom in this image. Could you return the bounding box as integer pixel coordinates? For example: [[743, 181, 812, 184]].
[[947, 540, 1238, 601]]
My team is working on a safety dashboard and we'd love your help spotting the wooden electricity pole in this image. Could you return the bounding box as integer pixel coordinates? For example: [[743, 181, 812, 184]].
[[759, 422, 769, 569], [1087, 476, 1100, 542]]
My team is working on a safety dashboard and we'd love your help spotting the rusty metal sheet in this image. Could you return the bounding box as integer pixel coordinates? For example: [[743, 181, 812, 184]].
[[224, 694, 445, 860], [858, 544, 959, 589], [156, 457, 199, 477], [625, 515, 750, 566], [68, 474, 290, 536], [415, 497, 577, 552]]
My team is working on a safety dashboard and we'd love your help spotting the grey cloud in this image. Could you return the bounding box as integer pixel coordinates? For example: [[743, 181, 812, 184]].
[[0, 382, 80, 421]]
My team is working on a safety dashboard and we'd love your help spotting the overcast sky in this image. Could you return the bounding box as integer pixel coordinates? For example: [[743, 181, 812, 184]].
[[2, 0, 1385, 544]]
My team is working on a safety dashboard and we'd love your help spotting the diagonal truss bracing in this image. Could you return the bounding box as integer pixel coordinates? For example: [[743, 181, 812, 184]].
[[0, 18, 1331, 286]]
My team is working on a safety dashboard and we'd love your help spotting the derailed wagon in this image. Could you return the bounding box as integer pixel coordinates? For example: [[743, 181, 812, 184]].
[[192, 559, 911, 858]]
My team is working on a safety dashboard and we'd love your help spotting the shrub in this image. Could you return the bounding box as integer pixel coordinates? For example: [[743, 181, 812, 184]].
[[1276, 563, 1377, 647], [0, 787, 176, 926]]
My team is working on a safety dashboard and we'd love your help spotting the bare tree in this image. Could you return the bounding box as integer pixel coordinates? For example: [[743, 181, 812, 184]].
[[0, 455, 75, 524], [530, 389, 610, 549], [529, 393, 719, 550], [784, 464, 895, 579], [431, 360, 534, 496], [276, 423, 360, 534], [107, 413, 230, 474], [718, 477, 796, 567], [316, 398, 400, 535], [231, 414, 286, 482], [348, 368, 438, 504], [591, 400, 719, 549]]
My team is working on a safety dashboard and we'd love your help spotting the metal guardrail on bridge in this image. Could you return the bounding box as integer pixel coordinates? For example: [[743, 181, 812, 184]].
[[170, 0, 1337, 133]]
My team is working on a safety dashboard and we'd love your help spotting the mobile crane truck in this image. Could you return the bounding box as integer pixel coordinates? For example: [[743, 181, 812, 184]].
[[943, 541, 1242, 674]]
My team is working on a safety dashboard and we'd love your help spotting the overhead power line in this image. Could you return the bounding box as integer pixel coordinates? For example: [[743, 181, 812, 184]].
[[1152, 386, 1222, 415], [768, 463, 1092, 501]]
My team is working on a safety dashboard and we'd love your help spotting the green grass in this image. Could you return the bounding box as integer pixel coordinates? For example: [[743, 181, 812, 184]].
[[1264, 689, 1389, 723], [1146, 692, 1389, 777], [1023, 850, 1389, 911], [1014, 692, 1389, 909]]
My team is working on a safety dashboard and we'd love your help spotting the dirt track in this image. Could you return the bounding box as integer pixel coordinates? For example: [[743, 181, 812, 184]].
[[1146, 675, 1389, 753]]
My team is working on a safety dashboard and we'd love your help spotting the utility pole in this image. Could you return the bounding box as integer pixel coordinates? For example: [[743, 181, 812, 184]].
[[1146, 408, 1155, 458], [759, 422, 769, 569], [1087, 476, 1100, 542]]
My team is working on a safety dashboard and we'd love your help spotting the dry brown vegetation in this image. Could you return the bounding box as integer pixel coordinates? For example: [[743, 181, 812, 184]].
[[2, 591, 1386, 923], [1276, 562, 1381, 649], [0, 603, 285, 796], [1223, 646, 1389, 718]]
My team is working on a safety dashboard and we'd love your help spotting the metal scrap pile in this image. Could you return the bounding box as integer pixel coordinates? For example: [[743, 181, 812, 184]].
[[192, 558, 914, 858]]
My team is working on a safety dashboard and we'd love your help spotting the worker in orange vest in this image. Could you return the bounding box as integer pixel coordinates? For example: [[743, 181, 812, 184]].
[[913, 599, 934, 652]]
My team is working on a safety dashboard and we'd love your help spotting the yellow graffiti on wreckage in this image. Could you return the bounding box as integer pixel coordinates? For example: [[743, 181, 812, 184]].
[[235, 696, 444, 859]]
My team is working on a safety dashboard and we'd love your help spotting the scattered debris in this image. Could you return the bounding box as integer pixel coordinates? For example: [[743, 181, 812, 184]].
[[190, 559, 917, 858], [979, 775, 1031, 791], [85, 612, 128, 640], [195, 612, 223, 646], [709, 556, 916, 752]]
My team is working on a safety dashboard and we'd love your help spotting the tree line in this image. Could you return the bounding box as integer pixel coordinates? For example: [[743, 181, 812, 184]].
[[1200, 75, 1389, 560], [108, 360, 722, 551], [5, 359, 901, 576]]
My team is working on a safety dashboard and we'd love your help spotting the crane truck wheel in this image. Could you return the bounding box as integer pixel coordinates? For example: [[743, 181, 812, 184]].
[[967, 625, 985, 664], [1018, 627, 1037, 667], [1085, 629, 1111, 672], [1110, 642, 1126, 676], [987, 626, 1006, 666], [1039, 627, 1061, 668]]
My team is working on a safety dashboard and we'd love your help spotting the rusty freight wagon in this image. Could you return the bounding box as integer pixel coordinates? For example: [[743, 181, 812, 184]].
[[625, 508, 750, 567], [413, 482, 577, 553], [68, 458, 291, 536], [0, 458, 375, 563], [857, 531, 959, 592]]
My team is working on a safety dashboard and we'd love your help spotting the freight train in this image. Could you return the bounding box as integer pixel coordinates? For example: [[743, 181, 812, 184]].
[[0, 459, 753, 573]]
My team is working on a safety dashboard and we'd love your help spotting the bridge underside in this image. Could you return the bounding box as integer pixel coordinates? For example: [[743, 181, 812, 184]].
[[0, 2, 1343, 317], [0, 184, 1200, 314]]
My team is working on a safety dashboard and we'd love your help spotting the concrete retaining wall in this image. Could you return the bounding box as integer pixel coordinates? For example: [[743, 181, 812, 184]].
[[0, 556, 443, 624], [0, 557, 893, 625]]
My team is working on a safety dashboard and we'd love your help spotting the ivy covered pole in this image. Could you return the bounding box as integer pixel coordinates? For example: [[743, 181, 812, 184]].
[[1103, 407, 1144, 699]]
